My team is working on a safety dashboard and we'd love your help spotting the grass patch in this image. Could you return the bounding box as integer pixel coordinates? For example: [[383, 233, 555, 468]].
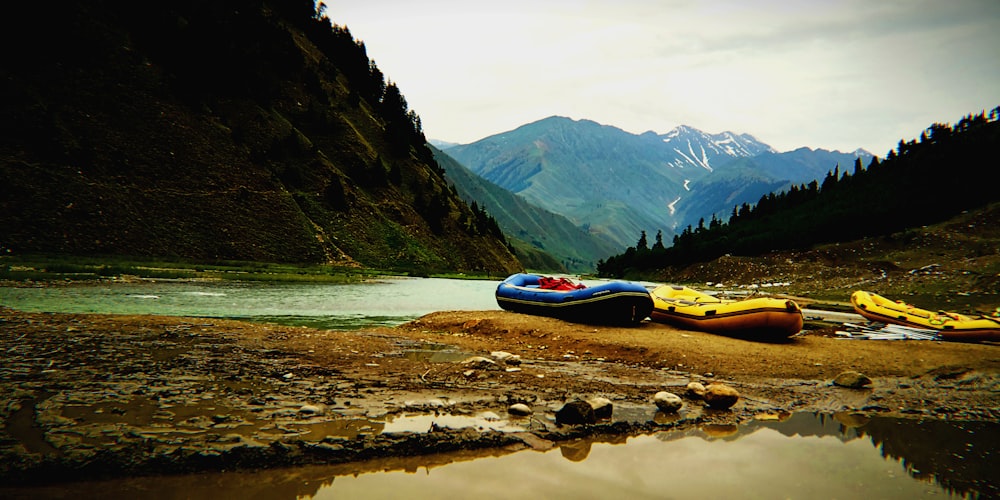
[[0, 254, 508, 283], [0, 254, 386, 283]]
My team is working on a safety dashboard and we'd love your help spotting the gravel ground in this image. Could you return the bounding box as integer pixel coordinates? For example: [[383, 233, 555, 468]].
[[2, 305, 997, 486]]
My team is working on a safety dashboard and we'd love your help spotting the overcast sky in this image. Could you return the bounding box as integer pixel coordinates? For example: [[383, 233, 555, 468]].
[[328, 0, 999, 156]]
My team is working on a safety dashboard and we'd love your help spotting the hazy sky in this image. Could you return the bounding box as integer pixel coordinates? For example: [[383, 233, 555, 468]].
[[328, 0, 999, 156]]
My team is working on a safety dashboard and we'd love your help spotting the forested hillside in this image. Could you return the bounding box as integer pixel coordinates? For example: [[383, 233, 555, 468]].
[[0, 1, 520, 275], [599, 109, 1000, 278], [677, 147, 872, 230], [433, 147, 619, 273]]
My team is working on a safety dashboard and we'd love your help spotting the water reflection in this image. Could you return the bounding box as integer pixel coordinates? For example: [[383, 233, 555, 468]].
[[655, 412, 997, 498], [3, 413, 993, 499]]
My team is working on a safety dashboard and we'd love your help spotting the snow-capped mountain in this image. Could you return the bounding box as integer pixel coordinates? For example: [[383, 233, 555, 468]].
[[657, 125, 777, 172], [441, 116, 870, 251]]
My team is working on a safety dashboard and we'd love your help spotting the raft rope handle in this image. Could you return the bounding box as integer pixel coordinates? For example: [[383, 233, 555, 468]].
[[981, 309, 1000, 325]]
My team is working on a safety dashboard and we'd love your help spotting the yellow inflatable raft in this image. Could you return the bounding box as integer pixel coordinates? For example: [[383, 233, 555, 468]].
[[650, 285, 804, 340], [850, 291, 1000, 342]]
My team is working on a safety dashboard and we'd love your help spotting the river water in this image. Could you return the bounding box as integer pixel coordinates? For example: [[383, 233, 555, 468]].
[[1, 278, 997, 498], [0, 277, 502, 330]]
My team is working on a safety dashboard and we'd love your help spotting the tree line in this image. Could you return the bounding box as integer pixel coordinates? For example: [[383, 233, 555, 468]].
[[598, 108, 1000, 278]]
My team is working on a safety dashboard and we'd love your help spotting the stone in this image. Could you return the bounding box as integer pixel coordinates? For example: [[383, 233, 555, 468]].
[[508, 403, 533, 416], [833, 371, 873, 388], [211, 414, 232, 424], [555, 400, 596, 425], [703, 383, 740, 409], [491, 351, 522, 365], [587, 397, 613, 419], [653, 391, 683, 413], [298, 404, 324, 416], [461, 356, 499, 371], [686, 382, 707, 399], [513, 432, 555, 451]]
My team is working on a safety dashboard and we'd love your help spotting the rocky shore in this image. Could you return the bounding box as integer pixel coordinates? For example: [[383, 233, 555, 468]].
[[1, 306, 998, 487]]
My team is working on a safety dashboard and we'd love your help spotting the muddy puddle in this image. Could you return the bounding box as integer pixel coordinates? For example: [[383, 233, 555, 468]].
[[2, 412, 994, 499]]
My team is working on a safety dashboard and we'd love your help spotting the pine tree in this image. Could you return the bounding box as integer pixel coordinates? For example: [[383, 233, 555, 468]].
[[652, 230, 665, 251]]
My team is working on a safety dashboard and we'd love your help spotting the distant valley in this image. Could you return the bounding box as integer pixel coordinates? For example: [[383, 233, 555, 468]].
[[433, 146, 619, 273]]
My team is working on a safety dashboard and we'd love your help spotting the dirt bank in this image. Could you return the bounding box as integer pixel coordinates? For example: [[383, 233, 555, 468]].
[[1, 306, 997, 485]]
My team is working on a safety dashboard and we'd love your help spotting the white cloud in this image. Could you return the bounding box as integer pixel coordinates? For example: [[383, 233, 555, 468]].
[[329, 0, 1000, 155]]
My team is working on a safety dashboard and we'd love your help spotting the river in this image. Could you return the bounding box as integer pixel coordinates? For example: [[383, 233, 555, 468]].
[[1, 278, 996, 498], [0, 277, 502, 330]]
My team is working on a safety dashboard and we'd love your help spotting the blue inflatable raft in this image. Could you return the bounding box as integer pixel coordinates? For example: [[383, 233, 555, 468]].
[[495, 273, 653, 326]]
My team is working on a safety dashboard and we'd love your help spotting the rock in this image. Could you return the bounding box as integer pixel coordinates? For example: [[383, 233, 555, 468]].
[[556, 400, 596, 425], [461, 356, 499, 371], [508, 403, 533, 416], [653, 391, 683, 413], [833, 371, 873, 388], [298, 404, 324, 416], [211, 414, 232, 424], [686, 382, 707, 399], [491, 351, 522, 365], [587, 397, 613, 419], [513, 432, 555, 451], [704, 383, 740, 409]]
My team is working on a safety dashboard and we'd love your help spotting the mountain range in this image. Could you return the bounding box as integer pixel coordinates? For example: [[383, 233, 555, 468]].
[[441, 116, 872, 254]]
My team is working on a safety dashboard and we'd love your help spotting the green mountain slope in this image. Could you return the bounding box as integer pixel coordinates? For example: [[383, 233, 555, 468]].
[[0, 1, 520, 276], [433, 147, 619, 273], [445, 116, 690, 250]]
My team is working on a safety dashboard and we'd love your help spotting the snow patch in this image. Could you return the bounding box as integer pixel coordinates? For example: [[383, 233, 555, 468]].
[[667, 196, 682, 216]]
